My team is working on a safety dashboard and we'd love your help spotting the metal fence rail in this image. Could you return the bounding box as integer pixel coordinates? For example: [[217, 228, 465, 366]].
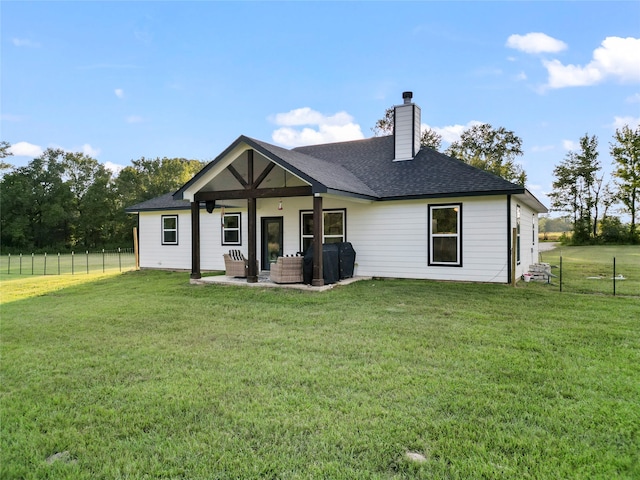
[[1, 249, 137, 275]]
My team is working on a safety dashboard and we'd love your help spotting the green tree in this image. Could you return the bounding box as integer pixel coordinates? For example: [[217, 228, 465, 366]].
[[549, 134, 602, 243], [445, 124, 526, 185], [61, 151, 114, 248], [371, 107, 394, 137], [0, 149, 72, 250], [114, 157, 205, 204], [610, 125, 640, 242], [0, 140, 13, 171]]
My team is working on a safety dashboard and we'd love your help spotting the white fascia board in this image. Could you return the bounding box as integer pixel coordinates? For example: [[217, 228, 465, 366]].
[[181, 143, 251, 201]]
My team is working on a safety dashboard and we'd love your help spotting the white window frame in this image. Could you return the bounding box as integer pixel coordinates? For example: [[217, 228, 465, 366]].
[[161, 215, 178, 245], [428, 203, 462, 267], [300, 209, 346, 252], [221, 212, 242, 246]]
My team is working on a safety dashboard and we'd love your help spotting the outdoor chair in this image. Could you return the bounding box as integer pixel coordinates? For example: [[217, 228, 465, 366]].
[[223, 250, 251, 278], [270, 255, 304, 284]]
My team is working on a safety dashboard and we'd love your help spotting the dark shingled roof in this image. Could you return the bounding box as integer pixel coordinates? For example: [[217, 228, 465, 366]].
[[293, 135, 524, 199], [125, 193, 191, 212], [131, 134, 534, 212]]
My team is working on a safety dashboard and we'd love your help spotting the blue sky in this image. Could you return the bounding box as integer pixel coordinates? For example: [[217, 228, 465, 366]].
[[2, 1, 639, 209]]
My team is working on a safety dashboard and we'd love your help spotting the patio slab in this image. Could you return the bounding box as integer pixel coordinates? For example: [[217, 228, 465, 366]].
[[191, 272, 371, 291]]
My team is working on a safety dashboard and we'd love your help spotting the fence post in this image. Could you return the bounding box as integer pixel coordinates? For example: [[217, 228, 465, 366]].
[[118, 247, 122, 272], [58, 253, 61, 275], [72, 251, 75, 275], [44, 252, 47, 275], [7, 254, 10, 274], [559, 256, 563, 292], [613, 257, 616, 297], [32, 253, 34, 275], [20, 253, 22, 275], [86, 251, 89, 274], [102, 249, 105, 273]]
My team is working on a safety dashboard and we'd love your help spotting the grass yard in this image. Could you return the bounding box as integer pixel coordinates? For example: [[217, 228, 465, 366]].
[[1, 269, 639, 479]]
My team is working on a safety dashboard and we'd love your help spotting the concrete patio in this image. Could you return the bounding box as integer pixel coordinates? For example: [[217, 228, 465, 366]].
[[190, 272, 371, 291]]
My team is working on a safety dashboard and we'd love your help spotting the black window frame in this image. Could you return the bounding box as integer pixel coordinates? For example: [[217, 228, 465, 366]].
[[299, 208, 346, 253], [428, 203, 462, 267], [516, 205, 521, 265], [161, 214, 179, 245]]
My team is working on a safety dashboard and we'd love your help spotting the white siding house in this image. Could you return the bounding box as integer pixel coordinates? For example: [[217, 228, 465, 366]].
[[127, 92, 547, 285]]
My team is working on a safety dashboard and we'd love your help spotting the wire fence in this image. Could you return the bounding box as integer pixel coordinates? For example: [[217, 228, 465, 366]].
[[1, 249, 137, 276], [533, 246, 639, 297]]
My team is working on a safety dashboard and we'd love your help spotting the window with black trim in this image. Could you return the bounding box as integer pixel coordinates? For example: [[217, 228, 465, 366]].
[[429, 204, 461, 266], [300, 209, 345, 252], [222, 213, 241, 245], [162, 215, 178, 245], [516, 205, 521, 264]]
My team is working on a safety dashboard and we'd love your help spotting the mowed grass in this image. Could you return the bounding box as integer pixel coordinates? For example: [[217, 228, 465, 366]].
[[1, 270, 639, 479]]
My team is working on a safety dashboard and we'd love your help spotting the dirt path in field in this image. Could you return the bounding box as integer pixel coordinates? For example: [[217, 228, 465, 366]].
[[539, 242, 559, 252]]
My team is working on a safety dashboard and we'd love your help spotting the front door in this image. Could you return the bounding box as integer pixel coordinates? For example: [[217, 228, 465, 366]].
[[261, 217, 283, 271]]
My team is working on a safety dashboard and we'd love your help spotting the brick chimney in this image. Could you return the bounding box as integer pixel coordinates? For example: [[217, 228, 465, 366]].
[[393, 91, 421, 161]]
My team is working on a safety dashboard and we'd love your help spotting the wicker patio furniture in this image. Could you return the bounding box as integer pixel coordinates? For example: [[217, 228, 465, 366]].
[[270, 255, 304, 284], [223, 250, 251, 278]]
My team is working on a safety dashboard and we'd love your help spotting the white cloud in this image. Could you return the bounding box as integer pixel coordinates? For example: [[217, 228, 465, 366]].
[[115, 88, 124, 99], [422, 121, 482, 144], [506, 33, 567, 54], [104, 161, 125, 174], [562, 140, 579, 151], [126, 115, 143, 123], [544, 36, 640, 89], [8, 141, 43, 157], [612, 115, 640, 129], [77, 144, 100, 157], [626, 93, 640, 103], [270, 108, 364, 147], [12, 37, 41, 48], [515, 71, 527, 81]]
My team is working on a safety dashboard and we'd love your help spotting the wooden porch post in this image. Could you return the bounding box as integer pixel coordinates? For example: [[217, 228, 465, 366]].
[[190, 201, 201, 279], [247, 196, 258, 283], [312, 195, 324, 287], [246, 150, 258, 283]]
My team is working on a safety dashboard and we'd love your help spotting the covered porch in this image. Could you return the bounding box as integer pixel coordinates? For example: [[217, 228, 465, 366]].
[[173, 137, 369, 287]]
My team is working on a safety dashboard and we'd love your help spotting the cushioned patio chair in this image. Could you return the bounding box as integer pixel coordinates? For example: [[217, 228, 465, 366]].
[[270, 255, 304, 284], [223, 250, 250, 278]]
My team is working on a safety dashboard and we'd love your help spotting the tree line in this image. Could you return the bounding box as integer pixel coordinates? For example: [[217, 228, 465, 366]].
[[0, 142, 204, 252], [2, 115, 637, 252]]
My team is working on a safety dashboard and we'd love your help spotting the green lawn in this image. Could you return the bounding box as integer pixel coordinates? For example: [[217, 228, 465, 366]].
[[1, 268, 639, 478]]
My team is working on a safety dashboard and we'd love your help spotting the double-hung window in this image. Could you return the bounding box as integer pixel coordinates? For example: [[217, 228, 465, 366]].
[[222, 213, 241, 245], [429, 204, 461, 266], [161, 215, 178, 245], [300, 210, 345, 252]]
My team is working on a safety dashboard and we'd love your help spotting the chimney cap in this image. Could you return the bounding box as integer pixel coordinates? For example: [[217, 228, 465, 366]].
[[402, 91, 413, 104]]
